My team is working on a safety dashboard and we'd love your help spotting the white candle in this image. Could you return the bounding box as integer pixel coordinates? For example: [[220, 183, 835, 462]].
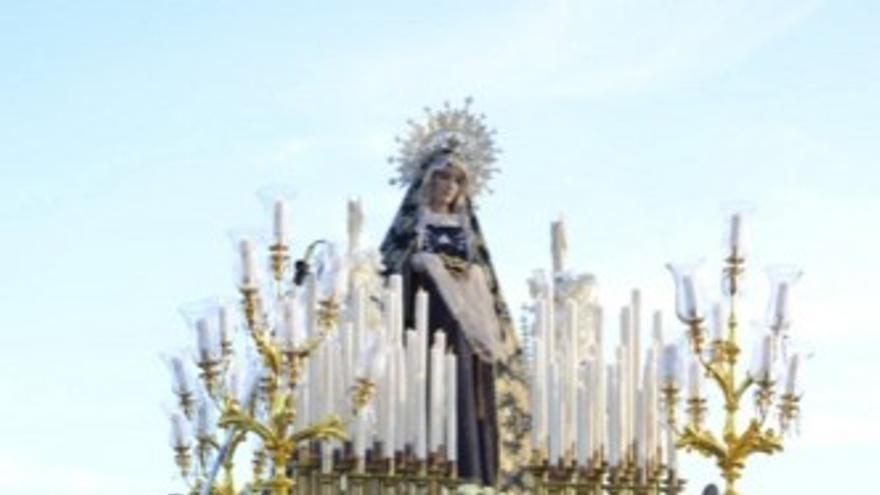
[[279, 294, 297, 351], [389, 274, 404, 343], [774, 282, 790, 329], [785, 353, 800, 394], [549, 363, 562, 464], [760, 335, 773, 380], [551, 217, 567, 273], [635, 389, 645, 469], [404, 329, 417, 448], [429, 333, 446, 453], [196, 399, 214, 438], [341, 323, 354, 407], [576, 383, 590, 467], [630, 290, 641, 455], [688, 356, 702, 399], [306, 274, 318, 337], [394, 341, 407, 454], [218, 303, 232, 351], [170, 355, 191, 396], [682, 276, 697, 319], [273, 198, 287, 244], [170, 411, 190, 448], [347, 197, 363, 254], [415, 289, 429, 336], [665, 424, 678, 471], [532, 336, 547, 451], [445, 353, 457, 462], [195, 318, 217, 362], [352, 286, 365, 361], [606, 366, 618, 466], [652, 310, 663, 346], [354, 409, 368, 465], [239, 238, 258, 287], [729, 212, 742, 257], [416, 338, 428, 460], [643, 350, 658, 464], [616, 349, 628, 462], [566, 299, 579, 456], [384, 342, 397, 458], [661, 344, 680, 387]]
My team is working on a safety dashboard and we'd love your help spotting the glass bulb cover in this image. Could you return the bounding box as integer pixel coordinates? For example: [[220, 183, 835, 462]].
[[666, 261, 706, 323]]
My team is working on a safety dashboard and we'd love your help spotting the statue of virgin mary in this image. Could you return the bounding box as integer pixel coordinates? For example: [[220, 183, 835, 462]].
[[380, 100, 532, 492]]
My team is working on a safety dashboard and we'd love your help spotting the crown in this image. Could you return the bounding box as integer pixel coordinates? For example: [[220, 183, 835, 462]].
[[389, 97, 500, 198]]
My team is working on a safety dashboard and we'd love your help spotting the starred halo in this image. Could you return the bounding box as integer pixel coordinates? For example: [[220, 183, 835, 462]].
[[388, 97, 501, 198]]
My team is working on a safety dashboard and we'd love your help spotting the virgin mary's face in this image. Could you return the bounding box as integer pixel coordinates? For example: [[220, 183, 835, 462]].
[[428, 164, 466, 212]]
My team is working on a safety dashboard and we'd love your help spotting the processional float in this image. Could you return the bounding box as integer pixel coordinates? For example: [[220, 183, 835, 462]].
[[163, 102, 805, 495]]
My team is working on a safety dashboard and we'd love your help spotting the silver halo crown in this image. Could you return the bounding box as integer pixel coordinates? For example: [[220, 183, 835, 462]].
[[389, 97, 500, 198]]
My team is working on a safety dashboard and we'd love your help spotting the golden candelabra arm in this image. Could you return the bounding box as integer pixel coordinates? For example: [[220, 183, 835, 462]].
[[269, 241, 290, 286], [352, 377, 377, 414], [777, 393, 800, 434], [173, 444, 192, 481]]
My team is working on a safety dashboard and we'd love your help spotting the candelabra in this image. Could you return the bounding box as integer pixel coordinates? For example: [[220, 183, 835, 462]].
[[662, 210, 803, 495], [166, 195, 465, 495]]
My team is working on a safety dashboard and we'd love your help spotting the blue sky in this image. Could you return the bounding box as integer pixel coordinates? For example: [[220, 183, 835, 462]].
[[1, 1, 877, 493]]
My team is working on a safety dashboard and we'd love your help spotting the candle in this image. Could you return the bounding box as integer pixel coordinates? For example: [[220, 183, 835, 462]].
[[551, 216, 567, 273], [785, 353, 800, 394], [643, 350, 657, 465], [347, 197, 363, 254], [415, 337, 428, 460], [631, 290, 641, 452], [170, 355, 191, 396], [445, 353, 457, 462], [306, 274, 318, 338], [619, 308, 631, 457], [218, 303, 232, 352], [606, 366, 618, 466], [576, 384, 590, 467], [729, 212, 742, 257], [195, 318, 217, 362], [404, 329, 417, 447], [239, 239, 258, 287], [170, 411, 190, 448], [394, 341, 407, 454], [566, 299, 579, 455], [352, 287, 365, 380], [389, 275, 404, 343], [429, 333, 446, 454], [688, 356, 702, 399], [661, 344, 680, 387], [415, 289, 429, 336], [549, 363, 562, 464], [384, 343, 397, 459], [665, 424, 677, 471], [759, 335, 773, 380], [774, 282, 790, 329], [279, 294, 297, 351], [196, 398, 214, 438], [532, 335, 547, 451], [273, 198, 287, 244], [681, 275, 697, 319], [652, 310, 663, 345], [635, 389, 645, 468], [354, 409, 368, 466]]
